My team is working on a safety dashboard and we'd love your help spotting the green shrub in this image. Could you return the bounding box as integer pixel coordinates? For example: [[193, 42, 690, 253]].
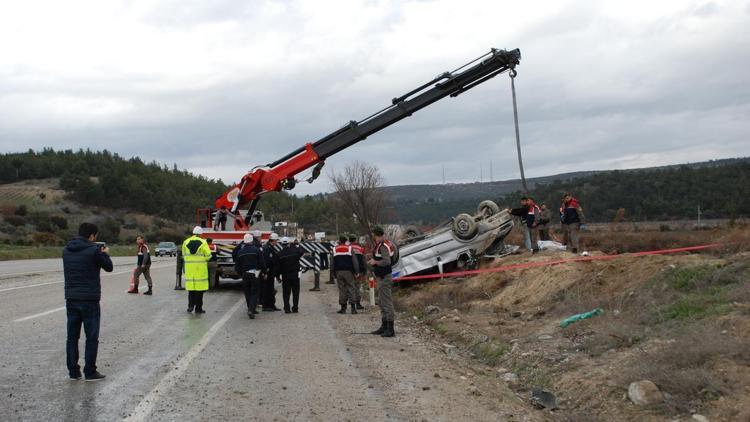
[[50, 215, 68, 229], [14, 204, 28, 216], [4, 215, 25, 227]]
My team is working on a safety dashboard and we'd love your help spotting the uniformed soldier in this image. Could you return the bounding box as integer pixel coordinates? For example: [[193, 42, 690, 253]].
[[368, 226, 397, 337], [349, 235, 366, 310], [332, 235, 361, 315], [234, 234, 266, 319], [274, 237, 305, 313], [182, 226, 212, 313], [206, 238, 218, 288], [174, 249, 185, 290]]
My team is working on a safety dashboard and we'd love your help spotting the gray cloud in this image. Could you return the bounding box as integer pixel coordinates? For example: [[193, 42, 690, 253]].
[[0, 0, 748, 196]]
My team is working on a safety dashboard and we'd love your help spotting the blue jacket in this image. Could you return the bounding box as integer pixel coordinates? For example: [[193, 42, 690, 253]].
[[63, 236, 114, 301]]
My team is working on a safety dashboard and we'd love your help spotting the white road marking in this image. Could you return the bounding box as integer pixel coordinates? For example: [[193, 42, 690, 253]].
[[13, 306, 66, 322], [124, 297, 245, 422], [0, 281, 61, 293], [0, 264, 172, 293]]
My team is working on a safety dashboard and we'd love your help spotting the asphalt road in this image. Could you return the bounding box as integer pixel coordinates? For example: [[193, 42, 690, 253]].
[[0, 257, 524, 422]]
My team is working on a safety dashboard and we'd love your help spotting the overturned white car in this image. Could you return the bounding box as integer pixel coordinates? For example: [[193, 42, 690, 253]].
[[392, 200, 515, 278]]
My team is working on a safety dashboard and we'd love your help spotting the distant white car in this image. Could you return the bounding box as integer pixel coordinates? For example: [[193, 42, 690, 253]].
[[393, 200, 514, 278], [154, 241, 177, 257]]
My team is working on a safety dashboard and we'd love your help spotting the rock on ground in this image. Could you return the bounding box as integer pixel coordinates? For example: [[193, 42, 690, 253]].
[[628, 380, 664, 406]]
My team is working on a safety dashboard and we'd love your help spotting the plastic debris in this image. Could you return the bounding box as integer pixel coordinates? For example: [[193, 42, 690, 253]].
[[559, 308, 604, 328]]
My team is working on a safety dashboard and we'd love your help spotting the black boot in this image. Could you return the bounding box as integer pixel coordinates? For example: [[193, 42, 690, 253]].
[[355, 302, 364, 310], [143, 287, 152, 295], [371, 319, 386, 335], [350, 304, 358, 315], [381, 321, 395, 338], [336, 304, 347, 314]]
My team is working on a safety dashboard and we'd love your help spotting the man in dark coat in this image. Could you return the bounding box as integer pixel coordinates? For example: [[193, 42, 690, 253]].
[[261, 233, 281, 311], [63, 222, 113, 381], [234, 234, 266, 319], [274, 237, 306, 313]]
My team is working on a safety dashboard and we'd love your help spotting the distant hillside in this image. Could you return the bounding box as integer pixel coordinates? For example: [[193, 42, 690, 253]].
[[387, 157, 750, 224], [0, 148, 227, 222], [383, 157, 749, 203]]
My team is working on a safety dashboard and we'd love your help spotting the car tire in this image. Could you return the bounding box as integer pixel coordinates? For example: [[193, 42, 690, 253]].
[[477, 200, 500, 218], [402, 225, 422, 240], [452, 213, 478, 240]]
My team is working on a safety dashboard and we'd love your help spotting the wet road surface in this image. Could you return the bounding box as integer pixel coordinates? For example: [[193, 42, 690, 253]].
[[0, 257, 518, 422]]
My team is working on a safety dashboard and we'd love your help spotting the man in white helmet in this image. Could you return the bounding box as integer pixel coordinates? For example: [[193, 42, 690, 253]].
[[261, 233, 281, 311], [233, 233, 266, 319], [251, 230, 262, 248], [182, 226, 212, 313]]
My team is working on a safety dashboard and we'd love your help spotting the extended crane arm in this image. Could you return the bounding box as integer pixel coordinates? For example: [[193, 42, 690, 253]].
[[215, 48, 521, 218]]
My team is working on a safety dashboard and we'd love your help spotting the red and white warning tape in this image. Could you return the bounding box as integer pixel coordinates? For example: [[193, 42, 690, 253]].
[[393, 243, 723, 283]]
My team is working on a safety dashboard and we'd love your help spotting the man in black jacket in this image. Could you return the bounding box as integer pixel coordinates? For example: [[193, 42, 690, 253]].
[[234, 234, 266, 319], [63, 223, 113, 381], [274, 237, 306, 313], [261, 233, 281, 311]]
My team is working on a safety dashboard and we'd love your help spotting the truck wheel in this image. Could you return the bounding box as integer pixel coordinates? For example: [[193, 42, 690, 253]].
[[452, 213, 478, 240], [477, 200, 500, 218]]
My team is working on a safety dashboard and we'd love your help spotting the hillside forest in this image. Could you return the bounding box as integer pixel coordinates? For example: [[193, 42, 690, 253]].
[[0, 149, 748, 244]]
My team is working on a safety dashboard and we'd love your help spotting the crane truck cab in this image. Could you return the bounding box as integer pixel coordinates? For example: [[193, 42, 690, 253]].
[[195, 208, 273, 287]]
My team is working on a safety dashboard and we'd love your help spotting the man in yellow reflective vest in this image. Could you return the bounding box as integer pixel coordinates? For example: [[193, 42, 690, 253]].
[[183, 226, 212, 313]]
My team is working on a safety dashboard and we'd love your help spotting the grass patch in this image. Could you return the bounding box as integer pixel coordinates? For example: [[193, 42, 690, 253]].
[[660, 292, 732, 321], [0, 244, 134, 260], [471, 341, 508, 366], [433, 323, 448, 335], [664, 265, 716, 290], [508, 357, 553, 389]]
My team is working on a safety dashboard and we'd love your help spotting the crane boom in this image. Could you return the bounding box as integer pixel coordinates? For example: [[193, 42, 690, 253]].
[[215, 48, 521, 224]]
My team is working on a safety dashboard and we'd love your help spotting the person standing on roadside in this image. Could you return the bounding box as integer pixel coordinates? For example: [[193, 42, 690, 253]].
[[261, 233, 281, 312], [128, 235, 153, 295], [174, 249, 185, 290], [234, 234, 266, 319], [274, 237, 306, 314], [507, 197, 540, 253], [332, 235, 361, 315], [349, 235, 366, 310], [206, 238, 218, 288], [63, 222, 113, 381], [560, 192, 586, 254], [183, 226, 212, 314], [368, 226, 397, 338], [537, 204, 552, 241]]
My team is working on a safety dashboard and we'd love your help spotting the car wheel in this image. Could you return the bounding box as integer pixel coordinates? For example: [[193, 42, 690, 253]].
[[452, 213, 478, 240], [402, 225, 422, 240], [477, 200, 500, 218]]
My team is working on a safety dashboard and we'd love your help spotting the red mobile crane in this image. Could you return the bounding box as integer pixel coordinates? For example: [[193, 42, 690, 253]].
[[198, 48, 521, 233]]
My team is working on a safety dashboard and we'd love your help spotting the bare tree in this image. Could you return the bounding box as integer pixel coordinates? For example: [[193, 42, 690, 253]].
[[329, 161, 387, 237]]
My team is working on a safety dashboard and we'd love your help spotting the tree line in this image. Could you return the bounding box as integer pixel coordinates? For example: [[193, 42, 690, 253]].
[[0, 148, 227, 222], [390, 161, 750, 224], [3, 149, 747, 227]]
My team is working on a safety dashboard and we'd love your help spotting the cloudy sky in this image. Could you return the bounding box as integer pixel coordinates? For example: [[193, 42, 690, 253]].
[[1, 0, 748, 194]]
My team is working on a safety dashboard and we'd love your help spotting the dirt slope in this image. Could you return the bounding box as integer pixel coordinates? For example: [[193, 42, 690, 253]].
[[394, 237, 750, 421]]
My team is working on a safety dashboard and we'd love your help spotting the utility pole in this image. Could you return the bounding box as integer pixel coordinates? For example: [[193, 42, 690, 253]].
[[442, 164, 446, 184], [480, 162, 483, 182], [490, 161, 493, 182]]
